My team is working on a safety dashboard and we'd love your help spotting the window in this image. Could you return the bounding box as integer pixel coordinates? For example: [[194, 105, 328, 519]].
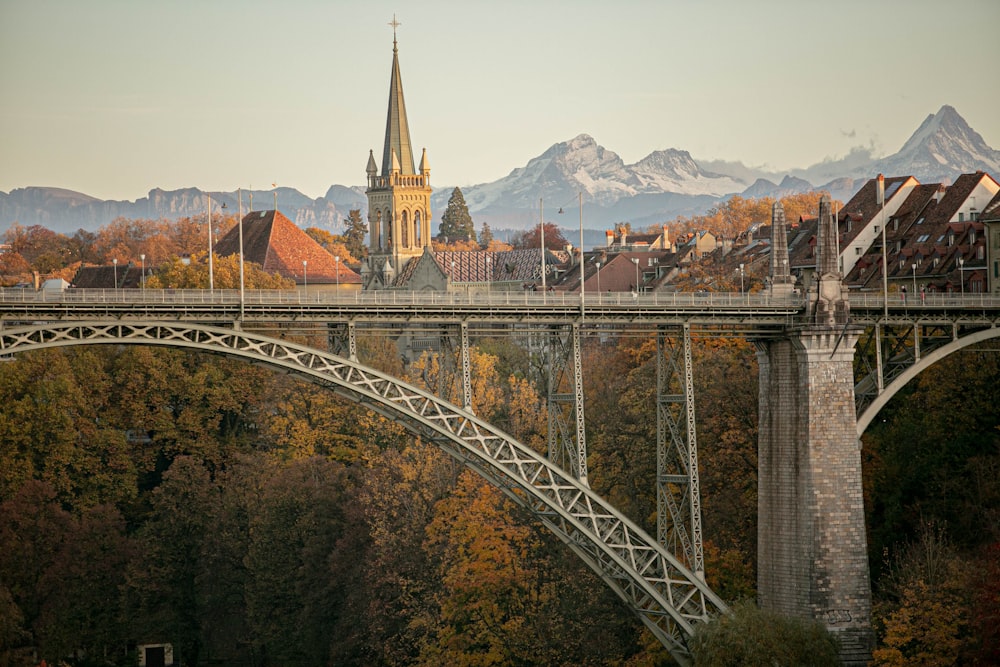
[[969, 229, 976, 243], [855, 247, 862, 255], [916, 217, 925, 225], [978, 245, 985, 260], [959, 212, 965, 222], [971, 209, 979, 221], [893, 219, 899, 231], [916, 234, 930, 243], [947, 233, 955, 246], [932, 257, 940, 268]]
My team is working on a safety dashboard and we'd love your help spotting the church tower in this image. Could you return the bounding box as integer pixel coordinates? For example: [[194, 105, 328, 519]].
[[362, 19, 433, 290]]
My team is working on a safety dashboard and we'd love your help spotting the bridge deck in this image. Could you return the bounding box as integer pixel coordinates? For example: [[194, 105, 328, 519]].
[[1, 288, 997, 334]]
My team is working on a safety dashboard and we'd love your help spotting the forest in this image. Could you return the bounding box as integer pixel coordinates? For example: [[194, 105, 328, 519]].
[[0, 206, 998, 666]]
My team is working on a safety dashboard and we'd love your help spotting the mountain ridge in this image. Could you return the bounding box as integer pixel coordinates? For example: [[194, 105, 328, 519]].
[[2, 106, 996, 235]]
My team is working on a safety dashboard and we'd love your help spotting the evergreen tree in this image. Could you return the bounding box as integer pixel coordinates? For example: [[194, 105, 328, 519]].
[[479, 221, 494, 249], [439, 187, 476, 242], [343, 209, 368, 260]]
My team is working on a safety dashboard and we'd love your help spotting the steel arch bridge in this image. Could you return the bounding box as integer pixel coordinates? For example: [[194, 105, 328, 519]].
[[0, 319, 727, 665]]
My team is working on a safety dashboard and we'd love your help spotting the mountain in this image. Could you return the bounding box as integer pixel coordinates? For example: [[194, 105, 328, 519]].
[[0, 185, 364, 237], [2, 106, 996, 235], [436, 134, 745, 228]]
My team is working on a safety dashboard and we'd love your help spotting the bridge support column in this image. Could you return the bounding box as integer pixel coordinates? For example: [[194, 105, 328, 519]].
[[546, 324, 588, 484], [327, 322, 358, 362], [755, 326, 873, 665], [656, 325, 703, 577]]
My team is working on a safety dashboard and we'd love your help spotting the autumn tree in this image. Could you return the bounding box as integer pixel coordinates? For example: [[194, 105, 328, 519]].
[[439, 187, 476, 242], [511, 222, 568, 250], [479, 221, 494, 249]]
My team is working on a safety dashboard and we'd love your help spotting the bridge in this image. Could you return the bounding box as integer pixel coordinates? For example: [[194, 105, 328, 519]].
[[2, 283, 998, 665]]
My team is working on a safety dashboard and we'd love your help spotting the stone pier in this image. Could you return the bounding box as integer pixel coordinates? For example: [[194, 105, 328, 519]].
[[757, 194, 873, 664], [756, 329, 873, 664]]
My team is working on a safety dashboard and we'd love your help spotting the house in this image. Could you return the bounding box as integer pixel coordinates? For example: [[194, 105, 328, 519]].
[[72, 262, 144, 289], [378, 247, 560, 292], [843, 172, 998, 294], [980, 190, 1000, 295], [213, 210, 360, 290]]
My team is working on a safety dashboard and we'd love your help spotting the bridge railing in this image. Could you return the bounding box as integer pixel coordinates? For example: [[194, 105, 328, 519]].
[[0, 287, 807, 310]]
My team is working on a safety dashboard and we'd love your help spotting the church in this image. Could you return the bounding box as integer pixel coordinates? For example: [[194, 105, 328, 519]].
[[360, 25, 553, 292], [360, 23, 434, 290]]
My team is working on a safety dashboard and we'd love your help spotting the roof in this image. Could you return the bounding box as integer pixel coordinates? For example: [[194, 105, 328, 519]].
[[72, 263, 144, 289], [214, 210, 360, 285], [381, 37, 416, 176]]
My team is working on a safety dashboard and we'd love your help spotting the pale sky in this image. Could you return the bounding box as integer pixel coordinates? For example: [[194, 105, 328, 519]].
[[2, 0, 998, 202]]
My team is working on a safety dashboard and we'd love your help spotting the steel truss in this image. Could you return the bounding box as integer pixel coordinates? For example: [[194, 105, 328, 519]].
[[327, 321, 357, 362], [0, 320, 725, 664], [546, 323, 588, 484], [656, 325, 704, 578], [854, 317, 1000, 434]]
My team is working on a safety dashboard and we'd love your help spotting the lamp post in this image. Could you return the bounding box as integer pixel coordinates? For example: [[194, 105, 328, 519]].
[[632, 257, 640, 293], [335, 256, 340, 289], [238, 189, 245, 321], [912, 262, 917, 296], [739, 263, 745, 293], [595, 261, 601, 296], [302, 260, 308, 294], [958, 257, 964, 296], [206, 195, 215, 292], [112, 258, 118, 289], [140, 254, 145, 290]]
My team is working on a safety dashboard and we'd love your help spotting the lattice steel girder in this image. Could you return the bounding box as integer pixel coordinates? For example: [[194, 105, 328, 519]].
[[326, 321, 358, 362], [0, 320, 726, 665], [656, 326, 704, 577], [546, 324, 588, 483]]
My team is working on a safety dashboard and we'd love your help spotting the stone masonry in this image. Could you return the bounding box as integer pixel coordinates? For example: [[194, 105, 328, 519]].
[[757, 192, 874, 665]]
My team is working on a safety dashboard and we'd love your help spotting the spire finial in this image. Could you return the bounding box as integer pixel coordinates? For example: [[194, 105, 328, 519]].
[[389, 14, 401, 51]]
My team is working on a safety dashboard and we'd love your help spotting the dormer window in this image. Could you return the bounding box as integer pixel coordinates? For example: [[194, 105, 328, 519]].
[[932, 257, 940, 268], [978, 245, 985, 260], [893, 219, 899, 231], [947, 232, 955, 246], [969, 229, 976, 243]]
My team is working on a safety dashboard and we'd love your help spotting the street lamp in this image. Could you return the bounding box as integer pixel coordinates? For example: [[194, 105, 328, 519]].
[[112, 258, 118, 289], [140, 254, 145, 290], [206, 195, 215, 292], [631, 257, 640, 293], [958, 257, 965, 296], [595, 261, 601, 296], [302, 260, 308, 294], [334, 256, 340, 289], [739, 263, 745, 293], [912, 262, 917, 296]]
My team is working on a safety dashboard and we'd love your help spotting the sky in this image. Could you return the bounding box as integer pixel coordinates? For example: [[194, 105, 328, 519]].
[[2, 0, 999, 203]]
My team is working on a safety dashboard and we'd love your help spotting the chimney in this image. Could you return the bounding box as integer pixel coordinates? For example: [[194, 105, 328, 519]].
[[605, 229, 614, 247]]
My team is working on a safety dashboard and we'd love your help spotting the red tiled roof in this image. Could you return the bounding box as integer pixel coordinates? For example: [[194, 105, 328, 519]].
[[214, 210, 360, 284]]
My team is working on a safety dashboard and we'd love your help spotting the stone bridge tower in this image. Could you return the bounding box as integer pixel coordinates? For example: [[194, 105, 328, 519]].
[[756, 196, 874, 664], [362, 21, 433, 290]]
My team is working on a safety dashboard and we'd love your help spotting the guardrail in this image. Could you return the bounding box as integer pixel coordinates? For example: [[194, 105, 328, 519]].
[[0, 288, 807, 310]]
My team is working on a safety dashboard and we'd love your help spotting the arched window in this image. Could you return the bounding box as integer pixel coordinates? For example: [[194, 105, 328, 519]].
[[384, 209, 392, 248], [374, 210, 383, 249], [414, 211, 422, 246], [400, 210, 409, 247]]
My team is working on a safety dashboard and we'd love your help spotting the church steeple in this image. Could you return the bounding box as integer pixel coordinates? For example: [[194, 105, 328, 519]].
[[382, 18, 416, 177], [363, 17, 434, 290]]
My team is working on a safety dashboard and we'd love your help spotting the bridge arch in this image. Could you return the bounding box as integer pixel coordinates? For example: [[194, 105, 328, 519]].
[[857, 326, 1000, 436], [0, 320, 725, 663]]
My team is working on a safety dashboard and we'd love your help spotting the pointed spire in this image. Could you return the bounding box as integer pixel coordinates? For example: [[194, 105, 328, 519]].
[[418, 147, 430, 176], [391, 148, 401, 173], [816, 194, 840, 277], [770, 202, 793, 288], [366, 149, 378, 176], [381, 28, 416, 177]]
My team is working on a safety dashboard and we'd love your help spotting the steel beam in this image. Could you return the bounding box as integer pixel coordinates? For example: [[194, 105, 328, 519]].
[[656, 325, 704, 577]]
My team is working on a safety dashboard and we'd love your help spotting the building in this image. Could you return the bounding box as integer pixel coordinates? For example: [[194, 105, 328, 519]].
[[214, 210, 360, 290], [361, 29, 433, 290]]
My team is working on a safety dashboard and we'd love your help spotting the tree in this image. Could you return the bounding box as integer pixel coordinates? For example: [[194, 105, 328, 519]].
[[439, 187, 476, 242], [511, 222, 568, 250], [479, 221, 494, 249], [343, 209, 368, 260], [690, 600, 840, 666]]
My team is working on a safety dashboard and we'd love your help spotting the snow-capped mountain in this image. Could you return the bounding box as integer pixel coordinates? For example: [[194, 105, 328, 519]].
[[870, 105, 1000, 183], [4, 106, 997, 234]]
